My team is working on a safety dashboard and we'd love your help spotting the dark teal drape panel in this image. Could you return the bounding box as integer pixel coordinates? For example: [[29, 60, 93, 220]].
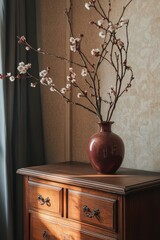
[[0, 0, 45, 239]]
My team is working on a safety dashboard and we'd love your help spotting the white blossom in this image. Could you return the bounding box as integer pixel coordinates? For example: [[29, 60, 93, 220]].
[[67, 76, 71, 81], [70, 37, 80, 44], [97, 19, 104, 26], [37, 48, 41, 51], [25, 46, 30, 51], [17, 62, 31, 74], [120, 18, 129, 26], [7, 72, 11, 77], [17, 65, 27, 74], [108, 22, 118, 33], [39, 69, 48, 77], [70, 37, 76, 44], [50, 86, 56, 92], [70, 37, 81, 53], [40, 77, 53, 86], [108, 25, 114, 33], [69, 67, 73, 72], [117, 39, 124, 48], [81, 68, 88, 77], [85, 3, 91, 10], [67, 67, 76, 83], [75, 37, 81, 42], [71, 79, 76, 84], [70, 45, 76, 52], [91, 48, 100, 56], [46, 77, 53, 85], [77, 92, 82, 98], [99, 31, 105, 38], [71, 72, 76, 78], [9, 76, 15, 82], [60, 88, 67, 94], [66, 83, 71, 89], [19, 36, 26, 42], [40, 78, 47, 85], [30, 82, 36, 88], [25, 63, 31, 69], [19, 62, 25, 66]]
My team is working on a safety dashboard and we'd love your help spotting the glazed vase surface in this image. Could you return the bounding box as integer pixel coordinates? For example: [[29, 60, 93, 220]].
[[88, 122, 125, 174]]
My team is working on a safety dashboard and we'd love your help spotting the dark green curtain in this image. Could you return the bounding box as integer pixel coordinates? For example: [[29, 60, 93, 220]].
[[0, 0, 45, 239]]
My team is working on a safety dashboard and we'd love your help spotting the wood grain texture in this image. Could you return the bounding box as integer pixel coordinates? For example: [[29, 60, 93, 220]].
[[68, 189, 117, 231], [24, 176, 29, 240], [28, 181, 63, 217], [18, 162, 160, 240], [30, 213, 117, 240], [124, 187, 160, 240], [17, 162, 160, 195]]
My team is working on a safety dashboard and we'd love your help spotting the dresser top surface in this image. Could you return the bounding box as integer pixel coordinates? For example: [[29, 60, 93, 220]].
[[17, 161, 160, 195]]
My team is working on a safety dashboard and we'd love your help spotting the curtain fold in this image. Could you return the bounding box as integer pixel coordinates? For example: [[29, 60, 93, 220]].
[[0, 0, 45, 239], [0, 1, 8, 238]]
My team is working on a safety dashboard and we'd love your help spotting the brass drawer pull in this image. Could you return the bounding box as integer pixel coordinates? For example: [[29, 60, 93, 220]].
[[43, 230, 49, 239], [82, 205, 100, 218], [42, 230, 55, 240], [37, 194, 51, 206]]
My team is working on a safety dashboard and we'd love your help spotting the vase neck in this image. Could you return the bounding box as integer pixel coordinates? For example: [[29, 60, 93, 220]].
[[98, 122, 114, 132]]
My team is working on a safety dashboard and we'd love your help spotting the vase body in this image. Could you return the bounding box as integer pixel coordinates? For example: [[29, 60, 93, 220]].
[[88, 122, 125, 174]]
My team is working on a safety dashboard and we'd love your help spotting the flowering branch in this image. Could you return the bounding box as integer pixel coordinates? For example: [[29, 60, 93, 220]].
[[17, 36, 85, 68], [0, 0, 134, 123]]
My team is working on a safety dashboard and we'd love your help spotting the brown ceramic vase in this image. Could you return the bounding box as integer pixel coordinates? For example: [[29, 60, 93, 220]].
[[88, 122, 125, 174]]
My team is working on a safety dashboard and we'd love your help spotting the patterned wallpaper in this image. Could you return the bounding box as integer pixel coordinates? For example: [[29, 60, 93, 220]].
[[112, 0, 160, 171]]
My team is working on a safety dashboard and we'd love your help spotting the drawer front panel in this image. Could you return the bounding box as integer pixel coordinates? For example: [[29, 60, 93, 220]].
[[30, 214, 116, 240], [68, 190, 117, 231], [28, 181, 63, 216]]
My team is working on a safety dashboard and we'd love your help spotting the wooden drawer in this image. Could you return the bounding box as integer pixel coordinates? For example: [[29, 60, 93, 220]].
[[68, 189, 117, 231], [28, 180, 63, 216], [30, 213, 117, 240]]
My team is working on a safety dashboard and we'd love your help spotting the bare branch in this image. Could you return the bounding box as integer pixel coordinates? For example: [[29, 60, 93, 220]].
[[65, 0, 73, 36], [117, 0, 133, 24], [9, 0, 134, 123]]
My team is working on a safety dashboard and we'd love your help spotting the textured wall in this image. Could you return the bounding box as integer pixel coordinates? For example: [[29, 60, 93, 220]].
[[36, 0, 68, 163], [111, 0, 160, 171], [109, 0, 160, 171], [37, 0, 160, 171]]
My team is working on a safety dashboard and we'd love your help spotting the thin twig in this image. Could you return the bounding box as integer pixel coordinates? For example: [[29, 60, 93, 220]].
[[97, 0, 109, 21], [15, 0, 134, 123], [117, 0, 133, 24], [65, 0, 73, 37]]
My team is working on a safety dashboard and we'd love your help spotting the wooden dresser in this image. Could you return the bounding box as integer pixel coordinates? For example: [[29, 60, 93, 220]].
[[17, 162, 160, 240]]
